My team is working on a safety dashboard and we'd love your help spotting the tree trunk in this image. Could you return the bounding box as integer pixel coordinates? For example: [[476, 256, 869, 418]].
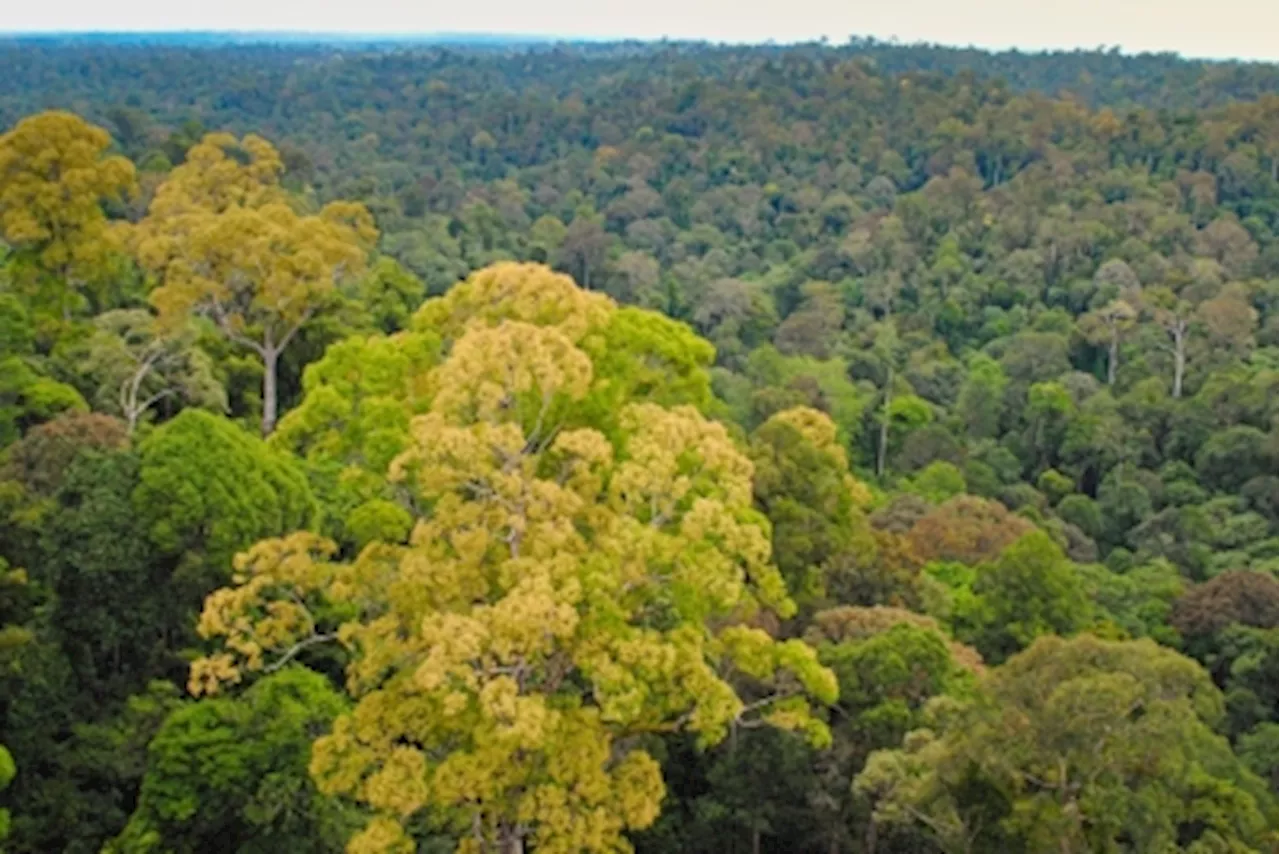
[[1171, 321, 1186, 399], [262, 346, 279, 436], [876, 368, 893, 479], [1106, 327, 1119, 386], [751, 827, 761, 854]]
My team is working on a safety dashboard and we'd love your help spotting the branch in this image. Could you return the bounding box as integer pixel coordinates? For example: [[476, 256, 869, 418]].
[[264, 632, 339, 673], [275, 307, 315, 353], [137, 388, 178, 413], [207, 301, 267, 357]]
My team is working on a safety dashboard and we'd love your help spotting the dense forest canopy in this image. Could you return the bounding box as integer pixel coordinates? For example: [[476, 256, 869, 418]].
[[0, 36, 1276, 854]]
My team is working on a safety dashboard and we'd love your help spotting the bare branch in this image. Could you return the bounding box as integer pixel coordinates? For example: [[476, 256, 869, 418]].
[[265, 632, 339, 673]]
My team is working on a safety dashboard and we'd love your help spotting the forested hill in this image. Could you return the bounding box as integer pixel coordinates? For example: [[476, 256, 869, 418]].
[[0, 36, 1277, 854], [2, 36, 1278, 113], [4, 38, 1275, 293]]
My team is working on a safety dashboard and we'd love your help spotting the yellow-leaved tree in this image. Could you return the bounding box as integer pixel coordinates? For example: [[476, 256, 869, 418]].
[[0, 110, 137, 318], [269, 262, 720, 550], [132, 132, 377, 434], [191, 262, 838, 854]]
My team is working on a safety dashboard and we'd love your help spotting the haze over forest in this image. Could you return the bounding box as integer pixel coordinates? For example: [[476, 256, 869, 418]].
[[0, 29, 1276, 854]]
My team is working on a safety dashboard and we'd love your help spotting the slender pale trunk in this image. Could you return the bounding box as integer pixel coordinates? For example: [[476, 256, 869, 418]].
[[876, 367, 893, 479], [262, 346, 279, 436], [123, 373, 144, 435], [1106, 326, 1119, 386], [751, 827, 761, 854], [1170, 319, 1187, 399]]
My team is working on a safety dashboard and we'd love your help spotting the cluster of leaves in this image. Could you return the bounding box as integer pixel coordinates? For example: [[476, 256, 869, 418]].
[[0, 37, 1275, 854]]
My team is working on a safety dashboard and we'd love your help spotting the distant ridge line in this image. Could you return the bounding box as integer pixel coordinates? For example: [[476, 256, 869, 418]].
[[0, 31, 581, 44], [0, 31, 1275, 65]]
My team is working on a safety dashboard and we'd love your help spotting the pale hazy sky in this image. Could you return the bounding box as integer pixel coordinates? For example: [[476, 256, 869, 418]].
[[6, 0, 1279, 61]]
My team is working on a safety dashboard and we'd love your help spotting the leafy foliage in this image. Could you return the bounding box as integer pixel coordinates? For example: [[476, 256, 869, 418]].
[[0, 36, 1275, 854]]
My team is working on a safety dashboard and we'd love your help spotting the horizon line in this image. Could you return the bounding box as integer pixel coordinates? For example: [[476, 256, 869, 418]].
[[1, 30, 1276, 63]]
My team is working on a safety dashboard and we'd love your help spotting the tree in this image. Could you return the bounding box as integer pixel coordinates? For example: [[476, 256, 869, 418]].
[[864, 322, 914, 479], [109, 668, 357, 854], [0, 110, 137, 318], [348, 257, 427, 334], [738, 346, 864, 445], [269, 328, 442, 548], [1, 448, 186, 853], [905, 461, 967, 504], [963, 531, 1092, 663], [76, 309, 226, 433], [905, 495, 1034, 566], [774, 282, 844, 359], [556, 211, 610, 289], [1194, 425, 1275, 493], [955, 354, 1008, 439], [1022, 381, 1074, 470], [0, 410, 129, 501], [1078, 299, 1137, 386], [1172, 571, 1279, 643], [691, 278, 777, 367], [0, 410, 130, 567], [1140, 285, 1196, 399], [409, 263, 715, 437], [749, 407, 867, 606], [857, 635, 1274, 854], [1078, 560, 1184, 645], [134, 132, 377, 434], [811, 620, 975, 854], [30, 449, 171, 699], [134, 409, 317, 598], [606, 250, 663, 309], [189, 266, 837, 854], [1197, 286, 1259, 361]]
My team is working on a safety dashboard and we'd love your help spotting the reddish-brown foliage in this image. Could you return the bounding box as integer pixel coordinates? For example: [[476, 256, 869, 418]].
[[1172, 571, 1279, 639], [0, 411, 130, 497], [906, 495, 1036, 565]]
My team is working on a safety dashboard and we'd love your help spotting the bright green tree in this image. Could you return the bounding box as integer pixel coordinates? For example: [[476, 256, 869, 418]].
[[134, 409, 317, 596], [959, 531, 1093, 663], [109, 668, 358, 854]]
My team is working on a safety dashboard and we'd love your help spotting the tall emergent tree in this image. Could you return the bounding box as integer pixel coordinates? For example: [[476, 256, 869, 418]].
[[0, 110, 136, 319], [189, 263, 837, 854], [133, 132, 376, 435]]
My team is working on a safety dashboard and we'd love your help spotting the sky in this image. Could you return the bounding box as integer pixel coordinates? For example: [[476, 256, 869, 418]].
[[5, 0, 1279, 62]]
